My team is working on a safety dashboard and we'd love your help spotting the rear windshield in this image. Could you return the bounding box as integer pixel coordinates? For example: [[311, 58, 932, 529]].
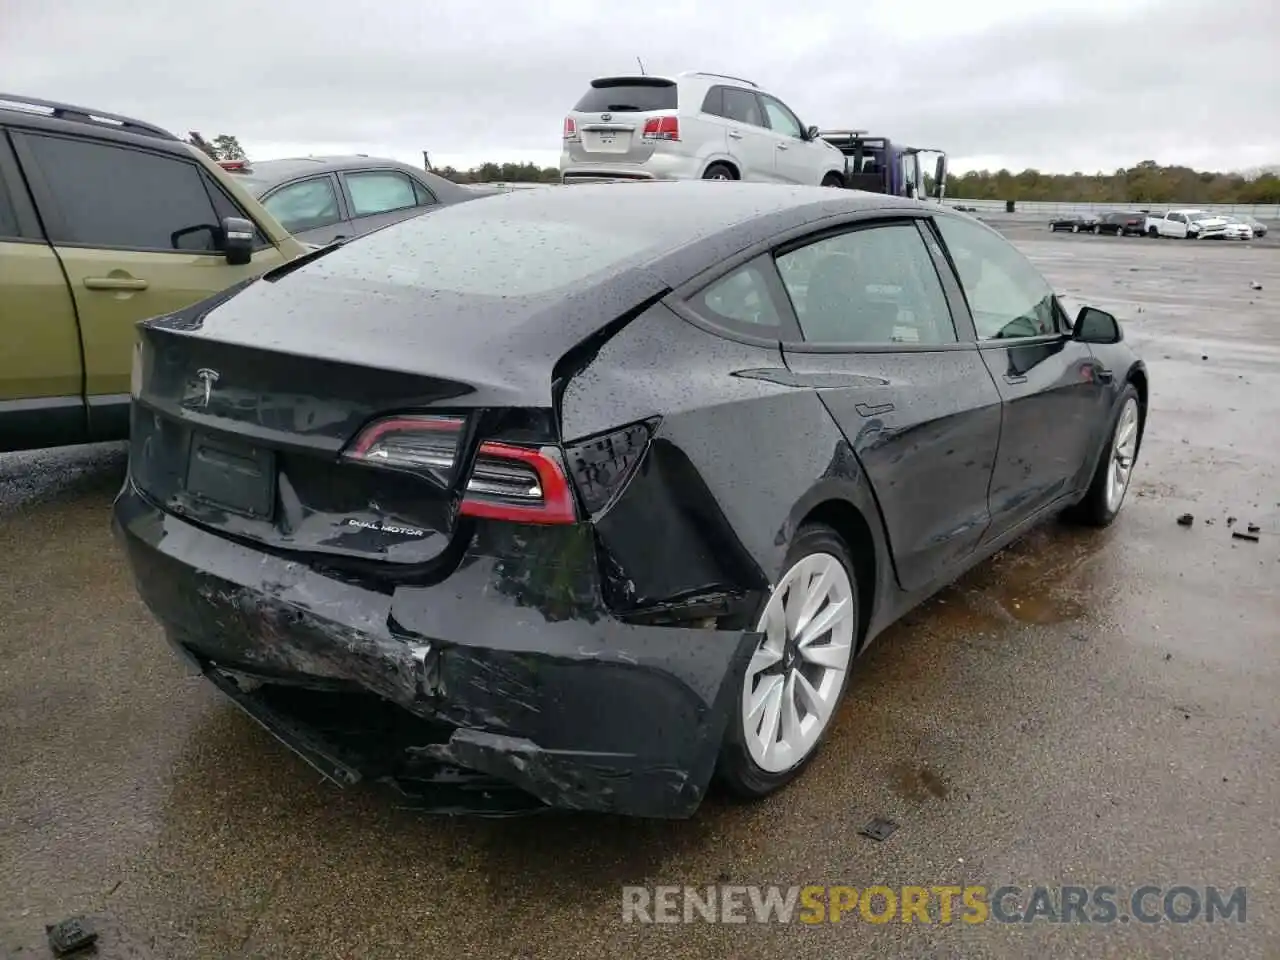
[[304, 200, 664, 297], [573, 80, 677, 113]]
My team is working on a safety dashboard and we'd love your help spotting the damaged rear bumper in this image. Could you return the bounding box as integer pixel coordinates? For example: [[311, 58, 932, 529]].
[[113, 481, 756, 818]]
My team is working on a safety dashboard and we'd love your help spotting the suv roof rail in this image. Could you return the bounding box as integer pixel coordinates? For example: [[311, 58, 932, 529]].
[[0, 93, 178, 141], [685, 71, 759, 88]]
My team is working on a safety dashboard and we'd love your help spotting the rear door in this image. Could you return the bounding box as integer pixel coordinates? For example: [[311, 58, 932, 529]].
[[932, 213, 1109, 538], [0, 128, 86, 450], [564, 77, 679, 169], [11, 130, 289, 434], [720, 88, 777, 182], [337, 168, 439, 237], [773, 215, 1003, 591], [260, 174, 353, 245]]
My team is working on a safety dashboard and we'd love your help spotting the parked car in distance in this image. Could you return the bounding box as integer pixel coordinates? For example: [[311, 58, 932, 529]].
[[1211, 216, 1256, 241], [1096, 210, 1147, 236], [219, 156, 479, 247], [559, 71, 847, 186], [1144, 208, 1234, 239], [0, 93, 307, 454], [1048, 214, 1099, 233], [1235, 214, 1268, 238], [115, 181, 1147, 819]]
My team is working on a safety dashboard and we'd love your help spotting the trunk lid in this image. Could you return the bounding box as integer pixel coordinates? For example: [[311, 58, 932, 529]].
[[128, 225, 669, 570], [564, 76, 678, 166]]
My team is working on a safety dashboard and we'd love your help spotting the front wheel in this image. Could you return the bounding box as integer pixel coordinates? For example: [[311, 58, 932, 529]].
[[717, 524, 859, 799], [1147, 227, 1159, 238], [820, 173, 844, 188], [1065, 385, 1141, 528], [1071, 224, 1080, 233]]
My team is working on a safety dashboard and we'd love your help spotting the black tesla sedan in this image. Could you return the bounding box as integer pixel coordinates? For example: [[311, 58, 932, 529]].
[[115, 182, 1147, 818], [1048, 214, 1100, 233]]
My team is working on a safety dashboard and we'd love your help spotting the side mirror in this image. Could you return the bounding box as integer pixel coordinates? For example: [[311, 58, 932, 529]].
[[933, 156, 948, 199], [1073, 306, 1123, 344], [221, 216, 255, 266], [805, 125, 820, 142]]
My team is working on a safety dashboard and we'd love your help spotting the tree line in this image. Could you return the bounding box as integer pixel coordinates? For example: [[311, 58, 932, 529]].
[[186, 135, 1280, 204]]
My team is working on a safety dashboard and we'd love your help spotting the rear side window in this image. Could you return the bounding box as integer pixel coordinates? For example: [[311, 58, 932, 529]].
[[263, 177, 343, 233], [573, 80, 678, 113], [777, 222, 957, 345], [694, 260, 784, 330], [345, 171, 419, 217], [722, 88, 764, 127], [0, 177, 17, 238], [24, 134, 223, 252]]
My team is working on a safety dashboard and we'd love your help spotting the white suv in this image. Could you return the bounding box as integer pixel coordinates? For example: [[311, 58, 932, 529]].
[[559, 72, 847, 186]]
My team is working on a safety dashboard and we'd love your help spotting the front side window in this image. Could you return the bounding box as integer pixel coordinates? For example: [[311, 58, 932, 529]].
[[25, 134, 222, 251], [776, 222, 957, 345], [262, 177, 342, 234], [346, 171, 419, 217], [934, 215, 1059, 340], [760, 95, 803, 139]]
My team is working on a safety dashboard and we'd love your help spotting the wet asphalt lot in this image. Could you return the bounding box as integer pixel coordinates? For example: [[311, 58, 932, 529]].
[[2, 223, 1278, 959]]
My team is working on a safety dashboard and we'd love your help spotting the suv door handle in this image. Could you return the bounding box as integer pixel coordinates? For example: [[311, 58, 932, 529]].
[[728, 130, 743, 140], [776, 143, 789, 150], [83, 277, 149, 291]]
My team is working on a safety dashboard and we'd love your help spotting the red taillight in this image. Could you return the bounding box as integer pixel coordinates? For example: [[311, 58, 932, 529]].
[[563, 116, 578, 140], [342, 415, 577, 525], [460, 442, 576, 525], [642, 116, 680, 141], [219, 160, 249, 172]]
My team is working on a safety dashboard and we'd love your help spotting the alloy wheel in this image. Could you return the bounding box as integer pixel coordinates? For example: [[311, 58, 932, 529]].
[[1107, 398, 1140, 514], [741, 552, 855, 773]]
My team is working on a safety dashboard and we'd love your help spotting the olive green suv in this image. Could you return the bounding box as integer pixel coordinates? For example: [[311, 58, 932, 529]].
[[0, 94, 307, 453]]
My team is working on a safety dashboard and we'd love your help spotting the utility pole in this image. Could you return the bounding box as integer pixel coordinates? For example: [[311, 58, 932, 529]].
[[422, 150, 433, 172], [636, 57, 646, 76]]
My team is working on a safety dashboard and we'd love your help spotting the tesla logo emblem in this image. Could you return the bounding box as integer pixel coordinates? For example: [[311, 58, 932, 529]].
[[194, 368, 219, 406], [601, 113, 612, 122]]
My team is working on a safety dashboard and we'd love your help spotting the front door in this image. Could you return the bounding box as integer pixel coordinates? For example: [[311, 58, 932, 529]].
[[757, 93, 818, 185], [11, 132, 288, 412], [775, 217, 1003, 591], [932, 214, 1109, 537]]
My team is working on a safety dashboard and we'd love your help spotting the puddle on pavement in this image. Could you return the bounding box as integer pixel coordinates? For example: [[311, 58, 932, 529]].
[[889, 762, 949, 802]]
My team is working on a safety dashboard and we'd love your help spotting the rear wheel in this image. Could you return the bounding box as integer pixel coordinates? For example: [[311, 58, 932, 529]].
[[1147, 227, 1159, 238], [1066, 385, 1141, 528], [703, 163, 736, 181], [717, 525, 859, 799], [820, 172, 844, 188], [1071, 224, 1080, 233]]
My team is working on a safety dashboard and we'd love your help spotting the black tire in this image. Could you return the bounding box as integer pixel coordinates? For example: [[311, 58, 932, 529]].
[[820, 172, 844, 188], [702, 163, 736, 181], [1065, 384, 1142, 528], [1147, 227, 1159, 238], [716, 523, 860, 800]]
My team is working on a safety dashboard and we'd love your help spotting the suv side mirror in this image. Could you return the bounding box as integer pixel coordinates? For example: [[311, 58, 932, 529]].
[[933, 156, 948, 199], [1073, 306, 1123, 344], [805, 125, 820, 141], [220, 216, 255, 266]]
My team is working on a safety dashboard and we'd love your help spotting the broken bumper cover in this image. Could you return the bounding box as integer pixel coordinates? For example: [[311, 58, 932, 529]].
[[113, 481, 756, 818]]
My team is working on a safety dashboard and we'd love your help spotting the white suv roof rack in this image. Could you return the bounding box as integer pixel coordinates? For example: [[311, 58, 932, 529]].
[[681, 71, 759, 88]]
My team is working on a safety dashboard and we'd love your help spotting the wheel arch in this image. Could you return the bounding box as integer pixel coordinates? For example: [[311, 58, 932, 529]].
[[702, 158, 740, 180], [796, 497, 877, 650]]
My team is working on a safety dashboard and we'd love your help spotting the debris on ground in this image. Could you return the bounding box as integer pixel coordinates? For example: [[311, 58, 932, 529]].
[[1247, 523, 1261, 534], [1201, 354, 1209, 361], [859, 818, 900, 842], [46, 916, 97, 957], [1250, 281, 1262, 290], [1227, 517, 1238, 526], [1177, 513, 1195, 526], [1231, 530, 1260, 543]]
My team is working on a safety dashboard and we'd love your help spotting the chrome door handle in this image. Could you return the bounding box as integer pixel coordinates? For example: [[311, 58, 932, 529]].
[[83, 277, 149, 291], [776, 143, 789, 150], [728, 130, 743, 139]]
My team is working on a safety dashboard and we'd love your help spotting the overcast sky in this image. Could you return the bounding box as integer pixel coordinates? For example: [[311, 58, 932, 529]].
[[3, 0, 1276, 175]]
